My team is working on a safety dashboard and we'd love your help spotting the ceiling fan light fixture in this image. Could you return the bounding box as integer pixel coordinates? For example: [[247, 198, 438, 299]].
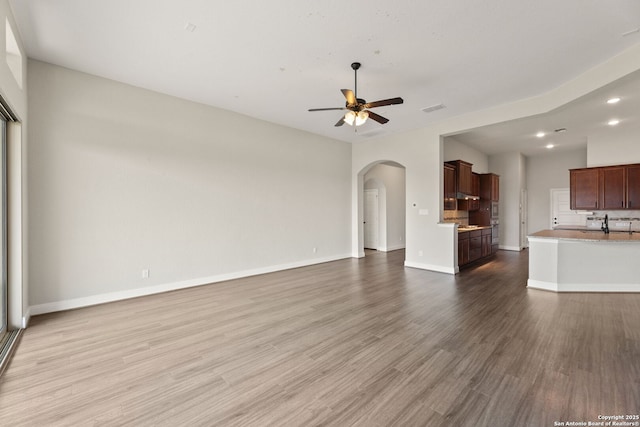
[[344, 111, 356, 126], [355, 110, 369, 126]]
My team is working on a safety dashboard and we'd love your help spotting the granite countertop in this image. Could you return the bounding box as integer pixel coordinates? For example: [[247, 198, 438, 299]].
[[529, 229, 640, 242], [457, 225, 492, 233]]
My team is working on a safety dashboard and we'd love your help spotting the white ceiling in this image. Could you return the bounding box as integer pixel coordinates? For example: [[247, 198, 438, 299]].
[[8, 0, 640, 148], [452, 67, 640, 156]]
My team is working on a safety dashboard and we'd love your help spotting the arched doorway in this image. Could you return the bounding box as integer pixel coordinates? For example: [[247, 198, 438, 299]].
[[357, 161, 406, 259]]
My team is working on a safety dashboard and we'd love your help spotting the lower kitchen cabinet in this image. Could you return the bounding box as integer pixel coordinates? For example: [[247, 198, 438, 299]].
[[458, 233, 469, 265], [459, 227, 494, 268], [482, 229, 492, 257], [469, 232, 482, 262]]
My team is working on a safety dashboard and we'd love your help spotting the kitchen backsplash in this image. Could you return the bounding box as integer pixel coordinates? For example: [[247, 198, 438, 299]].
[[443, 210, 469, 226], [586, 211, 640, 232]]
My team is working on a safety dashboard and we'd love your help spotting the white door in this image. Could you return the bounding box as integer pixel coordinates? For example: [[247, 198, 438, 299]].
[[364, 189, 379, 250], [551, 188, 586, 228]]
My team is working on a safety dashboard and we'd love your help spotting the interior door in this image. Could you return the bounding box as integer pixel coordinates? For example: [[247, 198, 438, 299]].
[[551, 188, 586, 228], [364, 189, 379, 250]]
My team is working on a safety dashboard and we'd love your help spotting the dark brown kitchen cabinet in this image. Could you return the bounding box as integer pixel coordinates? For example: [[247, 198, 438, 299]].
[[446, 160, 473, 195], [570, 168, 599, 210], [458, 228, 493, 268], [626, 165, 640, 209], [444, 163, 457, 210], [468, 173, 480, 211], [570, 163, 640, 210], [457, 172, 481, 211], [458, 232, 469, 265], [600, 166, 625, 209], [479, 173, 499, 201], [469, 230, 482, 262], [481, 228, 492, 257], [469, 173, 500, 226]]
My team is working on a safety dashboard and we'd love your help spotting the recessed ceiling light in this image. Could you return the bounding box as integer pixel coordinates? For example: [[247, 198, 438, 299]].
[[607, 97, 621, 104], [608, 119, 620, 126], [546, 144, 554, 149], [536, 132, 545, 138]]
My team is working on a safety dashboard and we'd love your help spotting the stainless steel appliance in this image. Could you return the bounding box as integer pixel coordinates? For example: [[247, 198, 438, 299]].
[[490, 202, 499, 248], [491, 219, 499, 246], [491, 202, 499, 219]]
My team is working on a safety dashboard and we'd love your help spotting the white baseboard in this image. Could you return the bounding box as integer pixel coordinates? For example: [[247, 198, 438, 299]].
[[528, 279, 640, 293], [527, 279, 558, 292], [380, 244, 406, 252], [30, 254, 352, 316], [22, 306, 31, 328], [499, 245, 522, 251], [404, 260, 456, 275]]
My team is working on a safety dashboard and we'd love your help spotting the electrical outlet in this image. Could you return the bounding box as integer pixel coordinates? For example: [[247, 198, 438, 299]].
[[418, 250, 424, 257], [142, 269, 150, 279], [313, 247, 317, 253]]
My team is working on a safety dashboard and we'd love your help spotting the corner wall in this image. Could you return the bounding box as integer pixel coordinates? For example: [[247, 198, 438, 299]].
[[0, 0, 27, 328], [28, 60, 352, 312]]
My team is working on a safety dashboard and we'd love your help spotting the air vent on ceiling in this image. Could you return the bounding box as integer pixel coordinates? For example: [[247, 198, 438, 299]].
[[421, 104, 446, 113]]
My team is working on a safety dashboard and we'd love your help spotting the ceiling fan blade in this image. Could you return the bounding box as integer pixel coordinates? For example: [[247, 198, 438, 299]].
[[334, 117, 346, 127], [363, 97, 404, 109], [367, 110, 389, 124], [341, 89, 357, 106], [308, 107, 347, 112]]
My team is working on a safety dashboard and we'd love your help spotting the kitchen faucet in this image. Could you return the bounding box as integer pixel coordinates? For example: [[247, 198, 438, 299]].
[[601, 214, 609, 234]]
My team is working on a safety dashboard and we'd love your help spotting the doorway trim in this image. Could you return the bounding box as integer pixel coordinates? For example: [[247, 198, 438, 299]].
[[354, 160, 406, 258]]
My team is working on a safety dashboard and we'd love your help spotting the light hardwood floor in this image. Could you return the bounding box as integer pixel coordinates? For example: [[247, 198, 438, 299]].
[[1, 250, 639, 426]]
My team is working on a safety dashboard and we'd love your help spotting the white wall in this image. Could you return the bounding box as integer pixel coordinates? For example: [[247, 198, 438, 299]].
[[587, 122, 640, 166], [0, 0, 27, 328], [443, 136, 489, 173], [364, 163, 406, 251], [526, 148, 587, 234], [28, 60, 352, 312], [489, 152, 525, 251]]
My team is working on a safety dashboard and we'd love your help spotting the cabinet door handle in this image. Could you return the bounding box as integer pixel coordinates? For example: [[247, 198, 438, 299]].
[[622, 201, 624, 208]]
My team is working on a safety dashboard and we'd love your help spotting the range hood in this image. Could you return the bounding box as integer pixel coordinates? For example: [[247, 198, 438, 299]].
[[457, 192, 479, 200]]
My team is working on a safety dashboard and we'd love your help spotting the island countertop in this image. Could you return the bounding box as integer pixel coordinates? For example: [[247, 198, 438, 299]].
[[529, 229, 640, 242]]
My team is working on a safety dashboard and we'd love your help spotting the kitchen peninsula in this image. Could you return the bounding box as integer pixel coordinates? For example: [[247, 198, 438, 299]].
[[527, 229, 640, 292]]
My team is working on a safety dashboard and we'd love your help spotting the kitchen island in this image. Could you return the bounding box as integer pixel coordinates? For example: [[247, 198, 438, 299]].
[[527, 229, 640, 292]]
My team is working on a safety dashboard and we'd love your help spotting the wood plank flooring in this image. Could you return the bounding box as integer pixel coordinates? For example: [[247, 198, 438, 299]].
[[1, 250, 639, 426]]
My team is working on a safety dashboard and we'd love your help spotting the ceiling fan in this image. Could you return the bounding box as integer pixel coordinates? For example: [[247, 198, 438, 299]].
[[308, 62, 404, 127]]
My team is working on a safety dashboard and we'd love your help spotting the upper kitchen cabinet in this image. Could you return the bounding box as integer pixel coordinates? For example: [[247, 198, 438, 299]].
[[627, 165, 640, 210], [479, 173, 500, 201], [570, 163, 640, 210], [570, 168, 599, 210], [600, 166, 625, 210], [468, 173, 480, 211], [444, 163, 457, 210], [446, 160, 473, 195]]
